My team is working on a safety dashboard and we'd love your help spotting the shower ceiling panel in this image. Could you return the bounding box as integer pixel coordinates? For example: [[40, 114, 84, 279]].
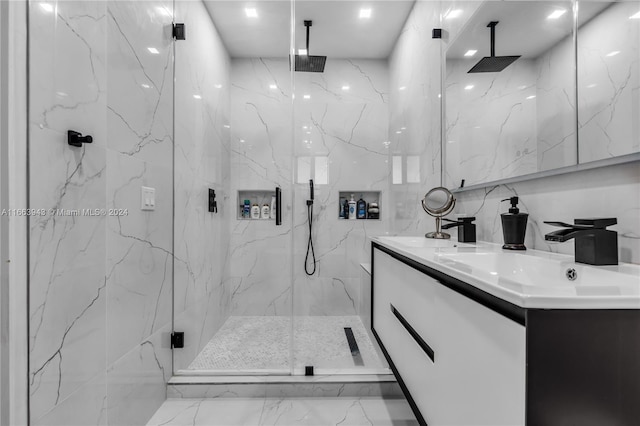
[[203, 0, 415, 58]]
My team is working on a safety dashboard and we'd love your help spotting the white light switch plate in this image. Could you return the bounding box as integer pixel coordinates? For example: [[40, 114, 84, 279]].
[[141, 186, 156, 211]]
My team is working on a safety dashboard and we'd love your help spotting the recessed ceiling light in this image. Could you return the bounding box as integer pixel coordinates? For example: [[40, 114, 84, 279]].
[[40, 3, 54, 12], [303, 94, 311, 99], [464, 50, 477, 57], [606, 50, 620, 57], [141, 84, 150, 89], [396, 130, 402, 134], [587, 83, 597, 88], [214, 84, 222, 89], [399, 86, 406, 91], [630, 11, 640, 19], [547, 9, 566, 19], [359, 8, 372, 19], [224, 124, 231, 128], [526, 95, 536, 100], [239, 139, 245, 143], [302, 126, 308, 130], [269, 84, 277, 89], [342, 85, 350, 91], [464, 85, 474, 90], [193, 95, 202, 99], [306, 131, 311, 135], [445, 9, 462, 19], [147, 47, 160, 54], [245, 8, 258, 18], [298, 49, 308, 56], [400, 127, 406, 130]]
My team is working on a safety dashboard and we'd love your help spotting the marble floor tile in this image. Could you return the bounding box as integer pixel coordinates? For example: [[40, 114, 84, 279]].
[[146, 397, 419, 426]]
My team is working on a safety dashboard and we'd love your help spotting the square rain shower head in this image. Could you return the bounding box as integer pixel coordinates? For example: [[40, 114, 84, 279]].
[[468, 55, 521, 73], [294, 54, 326, 73]]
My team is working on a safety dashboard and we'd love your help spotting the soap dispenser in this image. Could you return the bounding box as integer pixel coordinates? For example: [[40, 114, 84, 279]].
[[501, 196, 528, 250]]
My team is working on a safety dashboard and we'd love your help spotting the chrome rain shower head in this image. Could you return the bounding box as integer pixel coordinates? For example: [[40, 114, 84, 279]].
[[294, 20, 326, 73], [468, 21, 520, 73]]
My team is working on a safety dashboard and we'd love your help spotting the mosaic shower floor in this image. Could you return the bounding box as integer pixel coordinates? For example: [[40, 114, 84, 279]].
[[187, 316, 386, 372]]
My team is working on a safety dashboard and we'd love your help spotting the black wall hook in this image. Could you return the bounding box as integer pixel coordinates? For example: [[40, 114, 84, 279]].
[[68, 130, 93, 147]]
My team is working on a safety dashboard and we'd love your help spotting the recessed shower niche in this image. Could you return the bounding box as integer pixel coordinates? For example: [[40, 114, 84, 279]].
[[237, 190, 277, 220], [338, 191, 382, 220]]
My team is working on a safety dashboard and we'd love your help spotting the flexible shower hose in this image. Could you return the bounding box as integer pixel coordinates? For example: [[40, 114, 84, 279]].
[[305, 201, 316, 275]]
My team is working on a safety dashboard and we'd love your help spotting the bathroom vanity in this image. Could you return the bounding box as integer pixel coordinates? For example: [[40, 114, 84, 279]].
[[370, 237, 640, 426]]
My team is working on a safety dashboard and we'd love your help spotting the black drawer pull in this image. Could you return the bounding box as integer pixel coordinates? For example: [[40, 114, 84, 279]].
[[391, 304, 435, 363]]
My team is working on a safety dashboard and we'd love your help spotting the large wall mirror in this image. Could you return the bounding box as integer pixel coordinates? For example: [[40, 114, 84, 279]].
[[443, 0, 639, 190]]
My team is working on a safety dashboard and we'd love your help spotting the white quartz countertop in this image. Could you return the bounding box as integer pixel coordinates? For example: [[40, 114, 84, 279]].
[[371, 236, 640, 309]]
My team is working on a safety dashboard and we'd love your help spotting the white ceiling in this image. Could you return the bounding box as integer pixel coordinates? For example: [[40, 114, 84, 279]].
[[447, 1, 611, 59], [203, 1, 416, 59]]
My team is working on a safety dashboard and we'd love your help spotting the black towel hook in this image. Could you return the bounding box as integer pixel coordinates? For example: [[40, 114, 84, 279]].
[[68, 130, 93, 147]]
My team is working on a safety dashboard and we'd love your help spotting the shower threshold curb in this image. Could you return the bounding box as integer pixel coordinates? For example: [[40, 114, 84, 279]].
[[167, 374, 403, 399]]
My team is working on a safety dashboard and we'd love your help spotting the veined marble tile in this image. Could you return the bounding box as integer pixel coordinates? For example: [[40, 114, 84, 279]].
[[33, 372, 107, 426], [105, 151, 173, 365], [578, 2, 640, 162], [29, 101, 108, 420], [106, 325, 172, 426], [146, 397, 418, 426], [106, 0, 174, 165]]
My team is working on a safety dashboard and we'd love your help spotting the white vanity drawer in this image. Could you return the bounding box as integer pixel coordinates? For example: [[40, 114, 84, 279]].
[[372, 246, 526, 426]]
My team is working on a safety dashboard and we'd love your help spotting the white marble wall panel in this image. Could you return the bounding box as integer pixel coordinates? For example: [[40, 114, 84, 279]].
[[28, 1, 108, 422], [535, 27, 578, 171], [578, 1, 640, 162], [227, 58, 294, 319], [291, 59, 389, 316], [106, 0, 174, 166], [106, 325, 172, 426], [388, 0, 444, 237], [105, 151, 173, 365], [445, 59, 538, 186], [453, 161, 640, 264], [172, 0, 231, 371], [29, 0, 179, 424]]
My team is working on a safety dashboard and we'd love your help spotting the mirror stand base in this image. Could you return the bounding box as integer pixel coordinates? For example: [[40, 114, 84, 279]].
[[425, 231, 451, 239]]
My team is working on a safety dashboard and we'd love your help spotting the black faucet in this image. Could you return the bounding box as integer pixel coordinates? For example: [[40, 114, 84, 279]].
[[442, 217, 476, 243], [544, 218, 618, 265]]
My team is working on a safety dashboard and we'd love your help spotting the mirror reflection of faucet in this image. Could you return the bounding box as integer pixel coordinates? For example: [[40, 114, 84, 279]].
[[544, 218, 618, 265]]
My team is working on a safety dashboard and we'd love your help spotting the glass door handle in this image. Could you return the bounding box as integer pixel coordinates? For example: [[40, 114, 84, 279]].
[[275, 187, 282, 226]]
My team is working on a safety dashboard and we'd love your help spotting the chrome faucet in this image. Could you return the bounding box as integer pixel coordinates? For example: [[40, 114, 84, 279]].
[[544, 218, 618, 265]]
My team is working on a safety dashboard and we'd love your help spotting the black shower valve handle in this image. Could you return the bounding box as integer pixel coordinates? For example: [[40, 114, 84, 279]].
[[68, 130, 93, 147]]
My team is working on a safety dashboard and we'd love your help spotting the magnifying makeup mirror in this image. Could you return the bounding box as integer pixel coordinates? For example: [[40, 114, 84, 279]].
[[422, 187, 456, 239]]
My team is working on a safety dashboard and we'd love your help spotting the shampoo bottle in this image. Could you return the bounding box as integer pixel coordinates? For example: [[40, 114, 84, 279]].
[[348, 194, 357, 220], [343, 199, 349, 219], [243, 200, 251, 218], [261, 204, 270, 219], [356, 195, 367, 219], [251, 203, 260, 219]]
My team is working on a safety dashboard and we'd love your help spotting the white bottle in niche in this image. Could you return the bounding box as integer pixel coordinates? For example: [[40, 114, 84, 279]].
[[261, 204, 270, 219], [251, 203, 260, 219], [348, 194, 357, 220]]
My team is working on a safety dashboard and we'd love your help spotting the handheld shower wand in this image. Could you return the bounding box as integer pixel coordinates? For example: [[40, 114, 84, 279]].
[[305, 179, 317, 275]]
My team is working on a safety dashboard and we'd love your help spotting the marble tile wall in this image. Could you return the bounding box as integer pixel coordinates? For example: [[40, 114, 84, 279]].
[[172, 0, 232, 373], [445, 58, 539, 186], [227, 58, 294, 319], [388, 0, 445, 237], [227, 58, 390, 321], [577, 1, 640, 162], [27, 0, 210, 424]]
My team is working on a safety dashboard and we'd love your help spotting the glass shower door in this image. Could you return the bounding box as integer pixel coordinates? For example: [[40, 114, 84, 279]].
[[290, 0, 396, 375], [172, 0, 296, 375]]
